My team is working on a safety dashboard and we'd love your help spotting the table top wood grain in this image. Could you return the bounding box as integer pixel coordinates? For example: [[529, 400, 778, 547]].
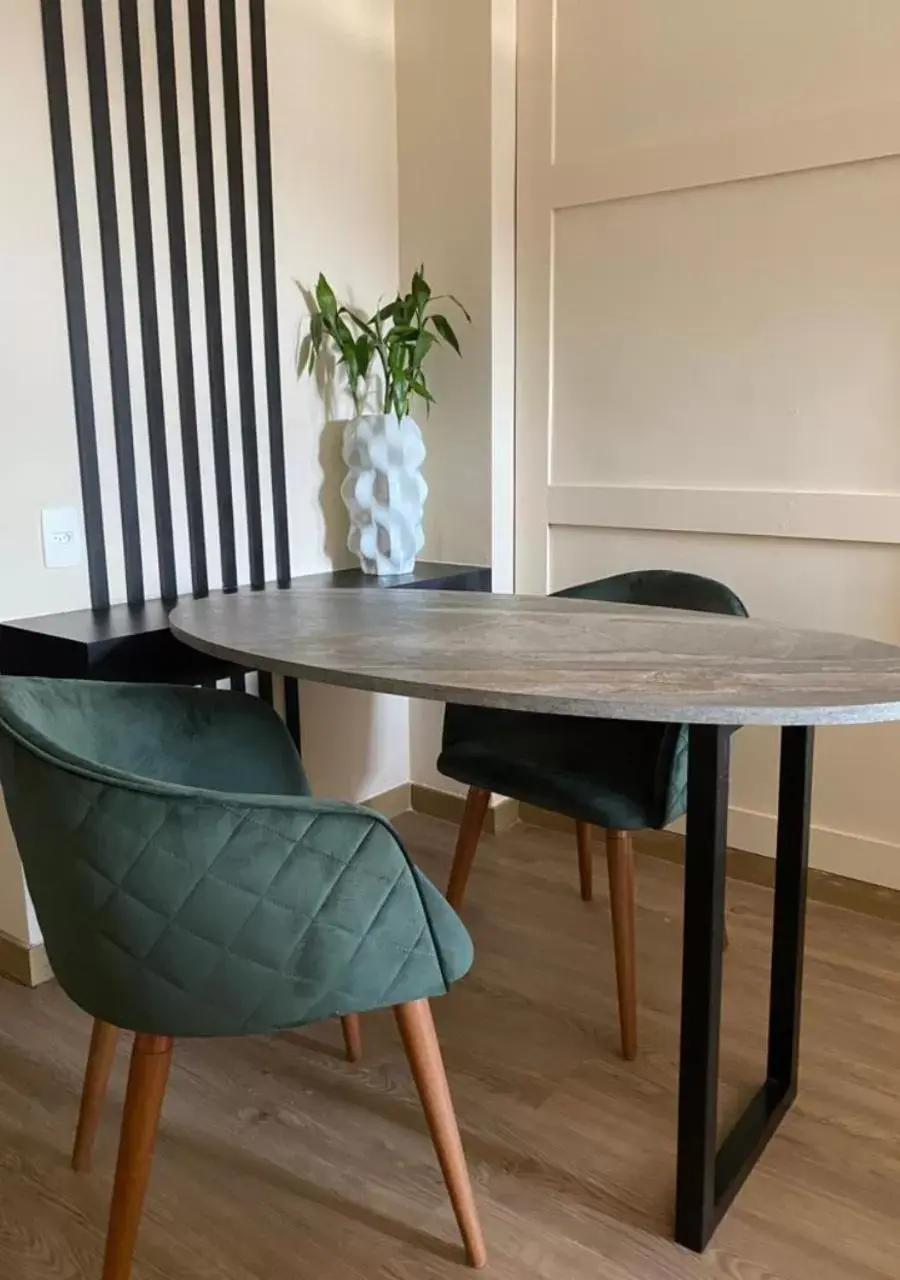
[[170, 587, 900, 726]]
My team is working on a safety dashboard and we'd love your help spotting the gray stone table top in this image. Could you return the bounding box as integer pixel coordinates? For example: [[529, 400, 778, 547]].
[[170, 587, 900, 726]]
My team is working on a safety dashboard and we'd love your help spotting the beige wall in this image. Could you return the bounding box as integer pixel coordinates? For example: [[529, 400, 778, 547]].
[[0, 0, 405, 943], [517, 0, 900, 888], [267, 1, 409, 808], [395, 0, 515, 793], [395, 0, 493, 568]]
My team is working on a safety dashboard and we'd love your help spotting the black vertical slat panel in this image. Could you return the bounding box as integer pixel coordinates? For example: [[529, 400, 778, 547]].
[[154, 0, 208, 598], [248, 0, 289, 587], [187, 0, 237, 591], [119, 0, 177, 602], [41, 0, 110, 610], [230, 672, 247, 692], [219, 0, 265, 589], [257, 669, 274, 707], [284, 676, 301, 752], [82, 0, 144, 605]]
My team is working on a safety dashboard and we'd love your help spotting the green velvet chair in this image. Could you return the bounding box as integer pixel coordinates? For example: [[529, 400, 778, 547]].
[[0, 677, 485, 1278], [438, 569, 748, 1061]]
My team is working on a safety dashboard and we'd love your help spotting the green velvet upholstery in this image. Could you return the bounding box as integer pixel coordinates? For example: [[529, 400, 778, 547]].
[[438, 570, 748, 831], [0, 677, 473, 1038]]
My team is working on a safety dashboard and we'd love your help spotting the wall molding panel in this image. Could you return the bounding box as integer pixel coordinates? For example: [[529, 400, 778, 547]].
[[516, 1, 900, 887], [551, 102, 900, 211], [548, 487, 900, 547]]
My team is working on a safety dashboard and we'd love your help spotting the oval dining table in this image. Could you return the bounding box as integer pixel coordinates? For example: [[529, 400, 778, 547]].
[[170, 586, 900, 1254]]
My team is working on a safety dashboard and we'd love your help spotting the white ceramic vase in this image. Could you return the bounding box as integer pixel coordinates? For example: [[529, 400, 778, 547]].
[[340, 413, 428, 575]]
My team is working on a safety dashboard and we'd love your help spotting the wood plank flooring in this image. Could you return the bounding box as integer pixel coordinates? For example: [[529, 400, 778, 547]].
[[2, 812, 900, 1279]]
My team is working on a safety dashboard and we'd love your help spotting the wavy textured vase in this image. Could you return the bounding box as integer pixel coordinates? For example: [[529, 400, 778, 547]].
[[341, 413, 428, 575]]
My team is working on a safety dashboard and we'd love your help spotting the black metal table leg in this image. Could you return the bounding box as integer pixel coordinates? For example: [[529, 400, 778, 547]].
[[674, 724, 814, 1251]]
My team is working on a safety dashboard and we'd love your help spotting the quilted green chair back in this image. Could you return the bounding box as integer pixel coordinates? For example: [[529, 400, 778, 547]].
[[0, 678, 472, 1038], [554, 568, 748, 618], [557, 570, 748, 824], [439, 570, 748, 830]]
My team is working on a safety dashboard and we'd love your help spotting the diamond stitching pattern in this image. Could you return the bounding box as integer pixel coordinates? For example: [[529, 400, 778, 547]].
[[2, 718, 472, 1037], [662, 725, 689, 826]]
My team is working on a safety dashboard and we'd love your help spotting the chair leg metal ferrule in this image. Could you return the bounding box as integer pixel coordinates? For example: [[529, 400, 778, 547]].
[[674, 724, 814, 1252]]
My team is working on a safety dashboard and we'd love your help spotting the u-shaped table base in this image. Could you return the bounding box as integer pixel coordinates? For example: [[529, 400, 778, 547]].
[[675, 723, 814, 1251]]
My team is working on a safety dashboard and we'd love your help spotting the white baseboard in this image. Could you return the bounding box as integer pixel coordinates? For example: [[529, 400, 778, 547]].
[[0, 930, 53, 987], [724, 806, 900, 894]]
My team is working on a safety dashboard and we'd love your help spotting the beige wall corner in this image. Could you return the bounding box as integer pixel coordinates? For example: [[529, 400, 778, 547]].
[[395, 0, 517, 787], [395, 0, 493, 568], [490, 0, 518, 594], [394, 0, 516, 578], [363, 783, 412, 821]]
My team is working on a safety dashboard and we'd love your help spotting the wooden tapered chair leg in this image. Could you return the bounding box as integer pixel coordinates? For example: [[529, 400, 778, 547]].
[[446, 786, 491, 910], [575, 820, 593, 902], [394, 1000, 486, 1269], [72, 1019, 119, 1172], [341, 1013, 363, 1063], [101, 1034, 173, 1280], [605, 830, 638, 1062]]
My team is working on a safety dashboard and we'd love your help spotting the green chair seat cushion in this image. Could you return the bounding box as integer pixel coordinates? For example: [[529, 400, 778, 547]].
[[0, 678, 473, 1038]]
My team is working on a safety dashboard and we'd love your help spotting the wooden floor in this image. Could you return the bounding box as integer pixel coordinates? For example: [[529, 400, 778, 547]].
[[3, 813, 900, 1280]]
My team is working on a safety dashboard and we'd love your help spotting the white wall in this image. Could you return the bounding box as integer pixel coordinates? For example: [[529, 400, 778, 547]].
[[0, 0, 405, 945], [0, 1, 87, 943], [395, 0, 515, 794], [266, 0, 409, 807], [517, 0, 900, 889]]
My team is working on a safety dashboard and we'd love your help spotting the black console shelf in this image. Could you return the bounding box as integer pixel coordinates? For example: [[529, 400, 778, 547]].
[[0, 563, 491, 683]]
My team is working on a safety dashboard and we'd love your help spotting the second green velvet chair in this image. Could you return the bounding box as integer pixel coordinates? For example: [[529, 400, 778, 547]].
[[438, 569, 748, 1061], [0, 677, 485, 1278]]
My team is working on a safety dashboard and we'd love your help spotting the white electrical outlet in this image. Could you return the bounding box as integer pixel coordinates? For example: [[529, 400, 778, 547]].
[[41, 507, 81, 569]]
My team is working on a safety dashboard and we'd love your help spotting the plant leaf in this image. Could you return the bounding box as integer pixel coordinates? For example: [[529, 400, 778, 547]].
[[433, 293, 472, 323], [413, 330, 436, 368], [315, 273, 338, 320], [355, 335, 371, 377], [393, 374, 408, 418], [411, 264, 432, 311], [411, 378, 435, 403], [304, 311, 325, 374], [334, 312, 357, 350], [394, 293, 415, 327], [446, 293, 472, 323], [344, 307, 375, 337], [389, 341, 406, 376], [431, 313, 461, 354], [387, 325, 417, 342]]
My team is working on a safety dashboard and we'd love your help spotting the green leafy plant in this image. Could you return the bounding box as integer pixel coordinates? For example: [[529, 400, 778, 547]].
[[298, 266, 470, 419]]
